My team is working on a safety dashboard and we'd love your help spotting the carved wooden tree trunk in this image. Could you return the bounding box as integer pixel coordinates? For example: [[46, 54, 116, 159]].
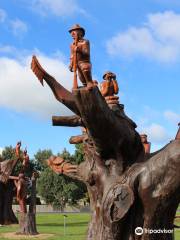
[[0, 181, 18, 225], [0, 159, 20, 225], [31, 56, 180, 240], [3, 181, 18, 225], [75, 88, 180, 240], [18, 176, 38, 235]]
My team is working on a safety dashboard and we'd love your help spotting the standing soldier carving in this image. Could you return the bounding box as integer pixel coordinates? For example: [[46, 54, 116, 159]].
[[140, 134, 151, 154], [69, 24, 93, 90], [14, 173, 27, 213], [22, 148, 29, 170]]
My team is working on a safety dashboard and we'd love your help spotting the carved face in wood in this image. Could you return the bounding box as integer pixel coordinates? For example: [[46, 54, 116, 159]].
[[70, 29, 84, 40], [103, 72, 116, 82], [140, 134, 148, 143]]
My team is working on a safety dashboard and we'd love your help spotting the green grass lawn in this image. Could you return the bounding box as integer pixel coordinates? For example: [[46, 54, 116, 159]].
[[175, 211, 180, 240], [0, 213, 90, 240], [0, 212, 179, 240]]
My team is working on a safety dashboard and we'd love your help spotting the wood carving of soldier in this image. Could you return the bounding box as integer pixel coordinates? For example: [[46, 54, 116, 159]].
[[22, 148, 29, 169], [14, 173, 27, 213], [101, 71, 137, 128], [69, 24, 94, 90], [15, 141, 21, 158], [140, 134, 151, 154], [100, 71, 119, 97]]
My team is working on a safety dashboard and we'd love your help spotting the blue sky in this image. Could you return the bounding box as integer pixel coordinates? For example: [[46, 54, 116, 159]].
[[0, 0, 180, 157]]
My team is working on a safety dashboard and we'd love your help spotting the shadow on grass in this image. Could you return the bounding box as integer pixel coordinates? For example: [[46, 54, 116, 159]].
[[37, 221, 89, 227]]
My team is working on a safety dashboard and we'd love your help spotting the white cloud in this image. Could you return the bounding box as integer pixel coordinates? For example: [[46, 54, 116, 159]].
[[30, 0, 85, 17], [136, 106, 160, 127], [140, 123, 170, 143], [164, 110, 180, 124], [107, 11, 180, 63], [0, 50, 74, 118], [0, 9, 27, 37], [0, 147, 3, 154], [0, 45, 20, 55], [0, 8, 6, 23], [10, 19, 28, 36]]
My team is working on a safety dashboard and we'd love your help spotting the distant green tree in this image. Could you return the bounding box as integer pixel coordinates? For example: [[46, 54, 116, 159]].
[[73, 144, 84, 164], [33, 149, 53, 171], [57, 148, 74, 161], [37, 168, 86, 210], [1, 146, 16, 160], [37, 147, 87, 210]]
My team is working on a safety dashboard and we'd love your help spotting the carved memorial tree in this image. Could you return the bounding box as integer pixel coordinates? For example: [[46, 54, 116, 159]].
[[14, 149, 39, 235], [31, 24, 180, 240], [0, 142, 38, 234], [14, 171, 39, 235], [0, 142, 21, 225]]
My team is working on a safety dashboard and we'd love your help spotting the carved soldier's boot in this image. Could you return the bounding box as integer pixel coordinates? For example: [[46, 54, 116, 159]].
[[83, 70, 93, 90]]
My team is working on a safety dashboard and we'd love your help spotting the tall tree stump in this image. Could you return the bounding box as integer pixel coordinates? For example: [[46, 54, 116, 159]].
[[31, 56, 180, 240], [17, 173, 38, 235]]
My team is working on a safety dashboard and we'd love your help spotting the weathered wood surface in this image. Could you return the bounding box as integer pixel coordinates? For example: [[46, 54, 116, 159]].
[[31, 56, 180, 240]]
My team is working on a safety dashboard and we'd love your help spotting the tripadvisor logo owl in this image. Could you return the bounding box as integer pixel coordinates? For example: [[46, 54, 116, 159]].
[[135, 227, 143, 235], [135, 227, 173, 235]]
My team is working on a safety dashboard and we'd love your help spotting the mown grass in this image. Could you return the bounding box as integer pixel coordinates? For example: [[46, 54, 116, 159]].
[[0, 212, 179, 240], [175, 210, 180, 240], [0, 213, 90, 240]]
